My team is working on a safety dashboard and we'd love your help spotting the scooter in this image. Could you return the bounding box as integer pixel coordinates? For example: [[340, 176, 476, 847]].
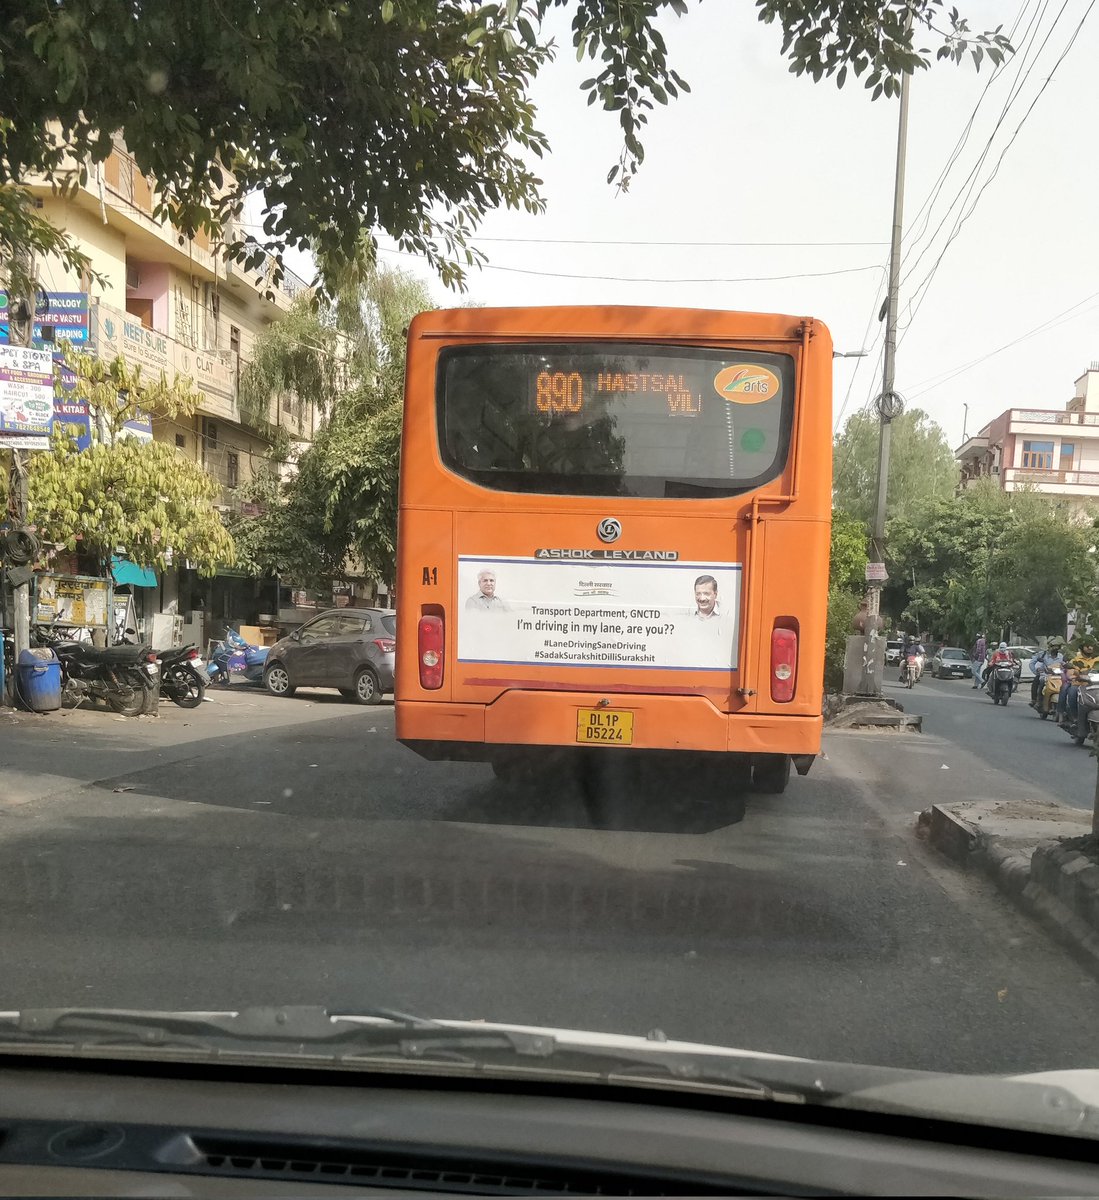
[[1034, 665, 1063, 719], [1058, 669, 1099, 746], [207, 628, 268, 687], [986, 662, 1016, 706]]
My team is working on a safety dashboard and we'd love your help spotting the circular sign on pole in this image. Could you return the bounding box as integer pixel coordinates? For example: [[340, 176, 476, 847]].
[[875, 389, 905, 420]]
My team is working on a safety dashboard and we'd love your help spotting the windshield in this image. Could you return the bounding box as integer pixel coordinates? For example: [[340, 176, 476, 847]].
[[4, 0, 1099, 1157], [438, 343, 794, 497]]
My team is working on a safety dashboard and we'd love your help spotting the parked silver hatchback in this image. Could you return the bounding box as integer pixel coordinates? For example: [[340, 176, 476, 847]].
[[263, 608, 396, 705]]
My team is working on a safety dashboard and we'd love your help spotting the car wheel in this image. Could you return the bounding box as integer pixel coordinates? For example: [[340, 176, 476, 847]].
[[264, 662, 295, 697], [352, 666, 382, 705]]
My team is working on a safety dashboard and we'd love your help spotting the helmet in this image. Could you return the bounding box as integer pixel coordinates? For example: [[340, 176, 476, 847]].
[[1050, 636, 1064, 648], [999, 641, 1008, 650]]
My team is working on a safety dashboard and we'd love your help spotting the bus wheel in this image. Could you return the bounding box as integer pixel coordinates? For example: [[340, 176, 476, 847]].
[[752, 755, 791, 795]]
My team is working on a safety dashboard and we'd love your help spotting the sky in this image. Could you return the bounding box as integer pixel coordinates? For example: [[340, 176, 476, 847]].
[[287, 0, 1099, 451]]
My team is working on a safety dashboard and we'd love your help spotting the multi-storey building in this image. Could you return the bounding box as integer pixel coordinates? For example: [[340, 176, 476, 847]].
[[13, 139, 317, 647], [956, 363, 1099, 506]]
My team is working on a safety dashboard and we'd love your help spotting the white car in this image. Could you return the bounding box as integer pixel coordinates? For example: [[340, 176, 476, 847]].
[[1006, 645, 1039, 681]]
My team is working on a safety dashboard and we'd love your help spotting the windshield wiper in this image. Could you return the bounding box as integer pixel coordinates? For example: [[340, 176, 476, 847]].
[[0, 1007, 812, 1103]]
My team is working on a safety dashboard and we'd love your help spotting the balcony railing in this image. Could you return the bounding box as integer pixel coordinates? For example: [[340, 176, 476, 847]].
[[1003, 467, 1099, 488], [1010, 408, 1099, 426]]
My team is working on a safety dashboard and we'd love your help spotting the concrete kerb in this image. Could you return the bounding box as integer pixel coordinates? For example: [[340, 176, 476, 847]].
[[824, 693, 922, 733], [921, 801, 1099, 973]]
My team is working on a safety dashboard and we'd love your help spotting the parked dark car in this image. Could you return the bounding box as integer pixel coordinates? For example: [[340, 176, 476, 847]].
[[931, 646, 970, 679], [263, 608, 395, 704]]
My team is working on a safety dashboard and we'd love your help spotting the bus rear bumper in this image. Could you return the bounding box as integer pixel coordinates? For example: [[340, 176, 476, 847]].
[[396, 693, 822, 759]]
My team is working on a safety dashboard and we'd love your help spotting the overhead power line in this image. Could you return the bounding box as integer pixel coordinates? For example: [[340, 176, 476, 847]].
[[906, 289, 1099, 399], [899, 0, 1044, 271], [898, 0, 1083, 307], [898, 0, 1095, 344], [376, 246, 885, 285], [463, 236, 888, 248]]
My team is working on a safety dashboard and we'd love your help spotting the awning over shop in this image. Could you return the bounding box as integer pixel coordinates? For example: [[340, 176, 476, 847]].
[[110, 555, 158, 588]]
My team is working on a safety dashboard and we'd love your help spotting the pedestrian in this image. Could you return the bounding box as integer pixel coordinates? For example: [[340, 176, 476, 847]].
[[970, 631, 987, 689]]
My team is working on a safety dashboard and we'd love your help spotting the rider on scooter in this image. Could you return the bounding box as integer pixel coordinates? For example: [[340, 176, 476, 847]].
[[1030, 638, 1065, 707], [1059, 638, 1099, 723], [983, 642, 1018, 691]]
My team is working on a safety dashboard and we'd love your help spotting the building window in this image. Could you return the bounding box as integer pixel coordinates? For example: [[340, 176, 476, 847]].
[[205, 420, 218, 450], [229, 325, 241, 354], [1021, 440, 1054, 470], [227, 453, 239, 489], [1061, 441, 1076, 470], [175, 433, 186, 449]]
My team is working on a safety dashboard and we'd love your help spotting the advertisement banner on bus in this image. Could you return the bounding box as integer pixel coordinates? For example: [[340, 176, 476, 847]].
[[457, 556, 740, 672]]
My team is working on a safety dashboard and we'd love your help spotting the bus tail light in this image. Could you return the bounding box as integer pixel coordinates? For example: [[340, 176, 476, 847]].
[[770, 624, 798, 703], [418, 614, 444, 690]]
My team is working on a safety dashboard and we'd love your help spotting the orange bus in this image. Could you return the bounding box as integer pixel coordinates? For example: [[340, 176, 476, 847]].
[[395, 306, 832, 801]]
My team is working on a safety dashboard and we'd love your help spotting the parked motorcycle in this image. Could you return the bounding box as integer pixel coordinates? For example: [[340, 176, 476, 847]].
[[207, 628, 268, 686], [1058, 669, 1099, 746], [156, 644, 207, 708], [986, 662, 1016, 706], [34, 625, 159, 715], [1034, 665, 1063, 720]]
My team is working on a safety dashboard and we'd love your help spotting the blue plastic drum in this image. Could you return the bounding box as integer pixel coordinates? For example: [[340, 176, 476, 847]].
[[18, 648, 62, 712]]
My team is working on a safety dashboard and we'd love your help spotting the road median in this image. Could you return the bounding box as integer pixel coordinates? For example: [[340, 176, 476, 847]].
[[920, 798, 1099, 971]]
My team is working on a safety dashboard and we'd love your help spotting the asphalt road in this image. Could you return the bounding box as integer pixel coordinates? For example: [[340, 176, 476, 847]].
[[885, 670, 1094, 809], [2, 682, 1098, 1078]]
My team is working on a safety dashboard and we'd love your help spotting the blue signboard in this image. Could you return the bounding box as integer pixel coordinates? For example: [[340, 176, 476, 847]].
[[53, 364, 92, 450], [0, 290, 89, 349]]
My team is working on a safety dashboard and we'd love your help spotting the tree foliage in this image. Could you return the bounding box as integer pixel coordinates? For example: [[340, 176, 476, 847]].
[[22, 348, 235, 574], [822, 508, 869, 690], [833, 407, 957, 527], [886, 482, 1099, 643], [830, 508, 868, 592], [231, 263, 434, 588], [0, 1, 1009, 296]]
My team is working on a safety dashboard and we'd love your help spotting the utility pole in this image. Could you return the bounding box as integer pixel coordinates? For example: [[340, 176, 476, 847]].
[[865, 62, 912, 654], [6, 263, 34, 663]]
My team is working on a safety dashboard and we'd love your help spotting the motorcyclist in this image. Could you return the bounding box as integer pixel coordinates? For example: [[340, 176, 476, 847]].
[[983, 641, 1019, 691], [1059, 637, 1099, 723], [899, 635, 925, 682], [1030, 638, 1065, 707]]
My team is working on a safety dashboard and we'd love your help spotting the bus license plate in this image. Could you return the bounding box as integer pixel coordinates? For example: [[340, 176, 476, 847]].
[[576, 708, 634, 745]]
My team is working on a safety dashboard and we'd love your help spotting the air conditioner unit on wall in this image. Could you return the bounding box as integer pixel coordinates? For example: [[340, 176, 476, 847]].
[[125, 264, 140, 289]]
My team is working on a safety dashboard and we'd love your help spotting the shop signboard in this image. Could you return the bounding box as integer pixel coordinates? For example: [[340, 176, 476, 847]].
[[34, 574, 111, 629], [0, 290, 89, 348], [0, 344, 54, 436]]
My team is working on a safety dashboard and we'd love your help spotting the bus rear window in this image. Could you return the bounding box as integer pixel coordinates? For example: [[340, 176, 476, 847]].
[[437, 343, 795, 498]]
